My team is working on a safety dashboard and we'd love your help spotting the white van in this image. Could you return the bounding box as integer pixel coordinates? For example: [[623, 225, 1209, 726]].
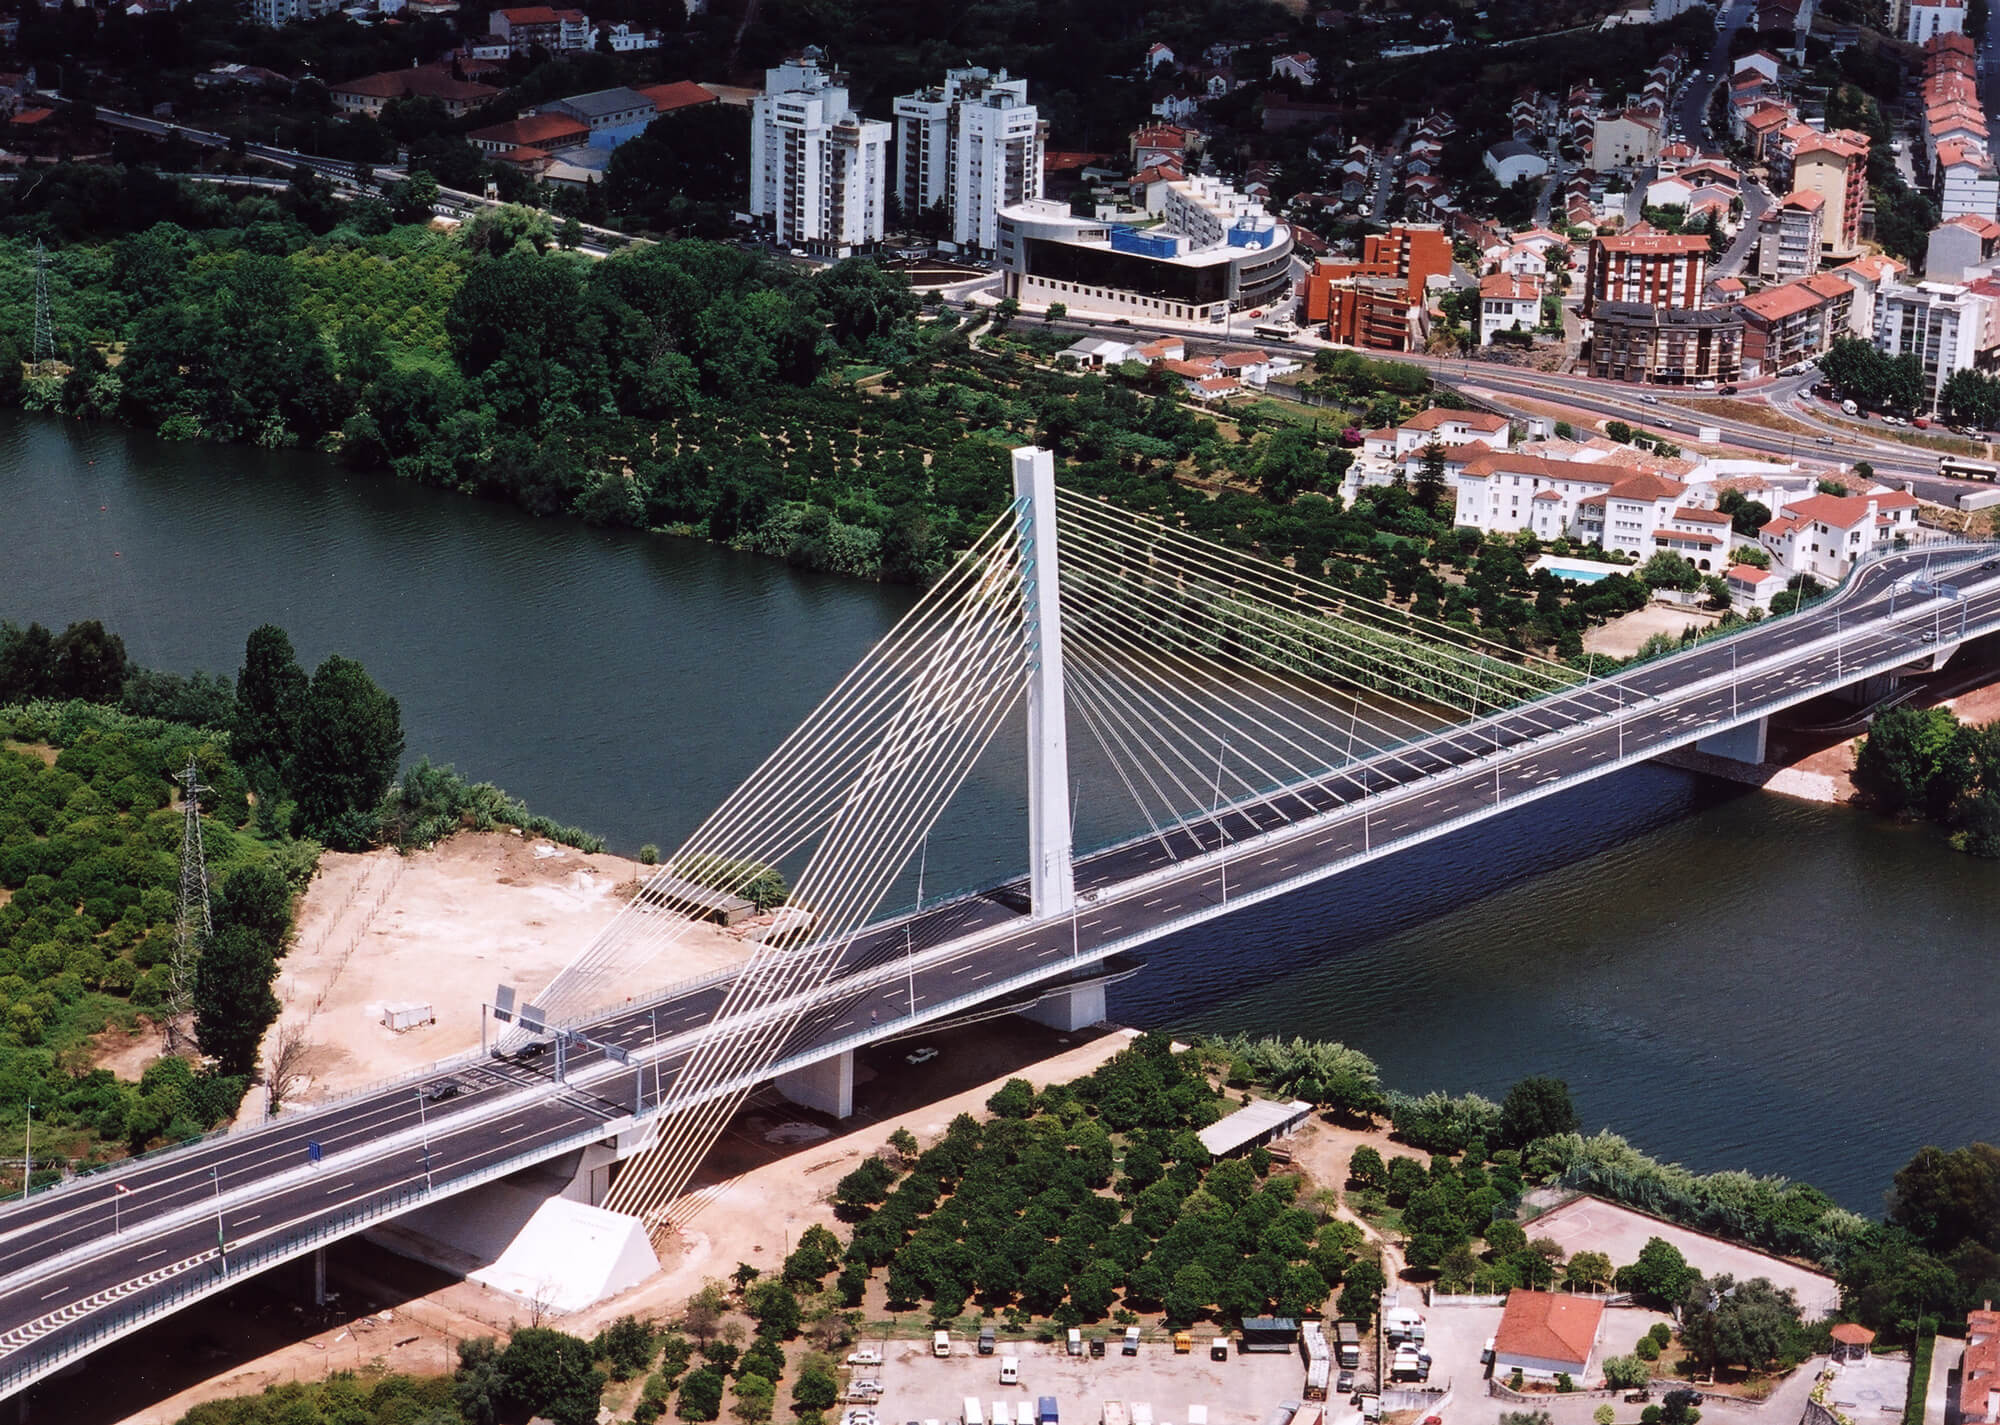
[[1000, 1356, 1020, 1385], [935, 1330, 952, 1358], [965, 1400, 985, 1425]]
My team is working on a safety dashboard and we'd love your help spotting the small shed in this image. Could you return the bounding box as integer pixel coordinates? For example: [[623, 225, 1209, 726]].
[[1196, 1098, 1313, 1158], [1829, 1323, 1875, 1363], [382, 1001, 435, 1032], [648, 874, 756, 926]]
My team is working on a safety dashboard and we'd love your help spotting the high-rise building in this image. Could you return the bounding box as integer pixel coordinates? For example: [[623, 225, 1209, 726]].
[[750, 49, 891, 253], [892, 67, 1045, 256], [1582, 232, 1711, 316], [1873, 279, 1990, 410]]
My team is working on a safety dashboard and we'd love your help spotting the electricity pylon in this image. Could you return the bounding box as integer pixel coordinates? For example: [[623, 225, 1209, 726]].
[[166, 758, 211, 1053]]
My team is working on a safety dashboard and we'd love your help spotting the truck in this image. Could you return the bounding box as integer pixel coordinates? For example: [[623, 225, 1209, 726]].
[[1038, 1398, 1060, 1425], [1240, 1318, 1300, 1354], [1122, 1327, 1141, 1356], [1333, 1322, 1361, 1370], [1130, 1405, 1153, 1425], [1067, 1328, 1082, 1357], [1842, 398, 1859, 415], [935, 1331, 953, 1358], [1390, 1348, 1424, 1383], [979, 1327, 997, 1356], [1173, 1332, 1192, 1355], [965, 1401, 985, 1425], [1102, 1404, 1128, 1425], [1305, 1360, 1330, 1401], [1208, 1338, 1228, 1362], [1187, 1410, 1208, 1425]]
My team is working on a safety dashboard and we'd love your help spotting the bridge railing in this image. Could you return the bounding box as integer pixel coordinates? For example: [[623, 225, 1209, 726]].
[[0, 1100, 655, 1400]]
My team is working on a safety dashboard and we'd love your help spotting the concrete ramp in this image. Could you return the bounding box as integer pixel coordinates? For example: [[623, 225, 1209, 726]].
[[369, 1177, 659, 1315]]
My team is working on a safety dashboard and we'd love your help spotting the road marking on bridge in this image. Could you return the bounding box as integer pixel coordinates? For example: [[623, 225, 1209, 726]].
[[0, 1247, 217, 1361]]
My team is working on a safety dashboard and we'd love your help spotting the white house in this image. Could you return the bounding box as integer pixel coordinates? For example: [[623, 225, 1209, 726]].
[[1144, 41, 1176, 72], [1726, 562, 1784, 611], [1759, 491, 1924, 581], [1270, 51, 1318, 85], [1493, 1291, 1605, 1382], [1480, 273, 1544, 345], [1485, 140, 1550, 186], [1906, 0, 1966, 44]]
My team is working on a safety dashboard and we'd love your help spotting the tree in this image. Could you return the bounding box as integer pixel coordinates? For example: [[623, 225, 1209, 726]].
[[1413, 442, 1450, 517], [1499, 1076, 1581, 1148], [987, 1078, 1036, 1118], [1339, 1255, 1386, 1327], [193, 924, 279, 1076], [232, 624, 308, 781], [500, 1327, 607, 1425], [1348, 1145, 1387, 1191], [1887, 1143, 2000, 1254], [792, 1358, 839, 1411], [289, 653, 404, 845], [456, 1337, 508, 1425], [1638, 552, 1702, 594], [1678, 1275, 1803, 1373], [743, 1279, 800, 1338], [1165, 1263, 1219, 1325], [1566, 1250, 1614, 1291], [1619, 1237, 1697, 1309], [733, 1372, 775, 1424], [1855, 706, 1964, 816], [678, 1365, 726, 1421], [0, 622, 57, 703], [50, 620, 128, 701]]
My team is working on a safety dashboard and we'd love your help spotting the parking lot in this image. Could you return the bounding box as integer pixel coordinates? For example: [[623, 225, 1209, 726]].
[[847, 1334, 1323, 1425]]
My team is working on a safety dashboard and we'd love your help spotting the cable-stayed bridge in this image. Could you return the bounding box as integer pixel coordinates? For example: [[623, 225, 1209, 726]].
[[0, 450, 1993, 1402]]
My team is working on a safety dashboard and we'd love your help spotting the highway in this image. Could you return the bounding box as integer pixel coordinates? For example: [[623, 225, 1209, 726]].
[[0, 538, 1993, 1398]]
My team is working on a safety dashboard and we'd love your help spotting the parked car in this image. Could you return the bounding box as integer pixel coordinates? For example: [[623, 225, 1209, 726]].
[[847, 1349, 884, 1367], [906, 1046, 939, 1066], [1719, 384, 1739, 395]]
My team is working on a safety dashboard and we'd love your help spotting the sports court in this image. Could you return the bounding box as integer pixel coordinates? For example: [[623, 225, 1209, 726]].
[[1528, 1195, 1841, 1319]]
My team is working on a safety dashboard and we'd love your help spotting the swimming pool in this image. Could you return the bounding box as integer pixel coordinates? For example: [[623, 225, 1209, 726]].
[[1547, 566, 1611, 583]]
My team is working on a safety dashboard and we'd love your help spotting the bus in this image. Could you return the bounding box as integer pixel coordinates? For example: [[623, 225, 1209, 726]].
[[1939, 456, 2000, 482]]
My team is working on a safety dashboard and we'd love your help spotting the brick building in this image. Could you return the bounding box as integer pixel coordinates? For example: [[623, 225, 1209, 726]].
[[1583, 232, 1710, 316]]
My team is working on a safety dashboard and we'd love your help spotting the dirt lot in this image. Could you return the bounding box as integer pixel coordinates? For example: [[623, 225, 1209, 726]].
[[1527, 1198, 1838, 1319], [1583, 604, 1722, 659], [236, 832, 755, 1119], [862, 1332, 1310, 1425]]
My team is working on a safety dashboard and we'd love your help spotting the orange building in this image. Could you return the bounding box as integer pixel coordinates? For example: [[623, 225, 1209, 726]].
[[1303, 225, 1453, 351]]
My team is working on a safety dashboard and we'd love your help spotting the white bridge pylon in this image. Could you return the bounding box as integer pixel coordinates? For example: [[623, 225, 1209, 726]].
[[523, 448, 1578, 1226]]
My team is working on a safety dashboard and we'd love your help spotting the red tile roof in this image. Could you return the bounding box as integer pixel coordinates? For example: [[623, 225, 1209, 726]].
[[1728, 563, 1778, 583], [1656, 527, 1722, 545], [636, 80, 716, 113], [1961, 1308, 1997, 1424], [1673, 507, 1731, 524], [467, 113, 589, 148], [1607, 472, 1689, 502], [1494, 1291, 1604, 1368], [1829, 1324, 1877, 1346], [331, 67, 502, 105], [1405, 407, 1509, 432]]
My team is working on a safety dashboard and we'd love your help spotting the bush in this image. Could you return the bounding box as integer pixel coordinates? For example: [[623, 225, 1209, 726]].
[[640, 842, 661, 864], [1642, 1410, 1662, 1425], [1650, 1322, 1673, 1348], [1596, 1409, 1617, 1425], [1556, 1373, 1575, 1393], [595, 1314, 658, 1381], [1605, 1355, 1649, 1389], [1635, 1336, 1661, 1361]]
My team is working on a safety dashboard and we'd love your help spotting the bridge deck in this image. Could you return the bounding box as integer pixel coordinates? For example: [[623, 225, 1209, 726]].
[[0, 543, 1990, 1398]]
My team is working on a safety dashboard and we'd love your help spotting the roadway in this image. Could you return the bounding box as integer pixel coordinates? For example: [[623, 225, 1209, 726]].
[[0, 539, 1994, 1396]]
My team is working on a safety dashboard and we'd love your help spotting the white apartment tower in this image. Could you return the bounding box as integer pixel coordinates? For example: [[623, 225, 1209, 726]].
[[750, 49, 891, 251], [892, 67, 1045, 256]]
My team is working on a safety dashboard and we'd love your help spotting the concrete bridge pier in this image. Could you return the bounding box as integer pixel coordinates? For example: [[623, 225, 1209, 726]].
[[311, 1245, 327, 1306], [776, 1050, 854, 1119], [1696, 716, 1769, 764], [1022, 982, 1107, 1033]]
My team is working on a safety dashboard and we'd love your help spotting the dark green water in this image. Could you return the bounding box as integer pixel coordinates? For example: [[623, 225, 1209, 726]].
[[0, 414, 1992, 1211]]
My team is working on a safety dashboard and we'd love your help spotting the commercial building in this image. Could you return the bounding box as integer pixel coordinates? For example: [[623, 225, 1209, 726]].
[[536, 86, 657, 147], [1590, 302, 1742, 386], [329, 67, 500, 118], [1736, 273, 1852, 376], [1305, 225, 1452, 352], [1755, 191, 1823, 280], [466, 112, 590, 156], [1492, 1290, 1605, 1381], [892, 68, 1045, 256], [1484, 140, 1548, 186], [1195, 1099, 1313, 1157], [1873, 280, 1990, 410], [1759, 491, 1922, 581], [750, 50, 891, 253], [995, 179, 1291, 324], [1583, 232, 1710, 316]]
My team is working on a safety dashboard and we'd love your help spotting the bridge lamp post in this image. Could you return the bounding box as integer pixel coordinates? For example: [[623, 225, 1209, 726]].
[[212, 1166, 225, 1270], [20, 1102, 28, 1202], [113, 1182, 129, 1235]]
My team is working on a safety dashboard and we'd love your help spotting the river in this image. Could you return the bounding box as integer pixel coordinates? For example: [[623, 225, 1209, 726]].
[[0, 414, 1993, 1213]]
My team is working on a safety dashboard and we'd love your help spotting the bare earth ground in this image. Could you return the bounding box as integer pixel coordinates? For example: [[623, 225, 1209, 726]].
[[1584, 603, 1722, 658], [1527, 1196, 1840, 1318], [236, 831, 754, 1120]]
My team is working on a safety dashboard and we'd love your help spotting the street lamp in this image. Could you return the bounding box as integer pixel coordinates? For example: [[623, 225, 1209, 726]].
[[415, 1090, 433, 1192], [113, 1182, 129, 1235], [20, 1103, 29, 1202]]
